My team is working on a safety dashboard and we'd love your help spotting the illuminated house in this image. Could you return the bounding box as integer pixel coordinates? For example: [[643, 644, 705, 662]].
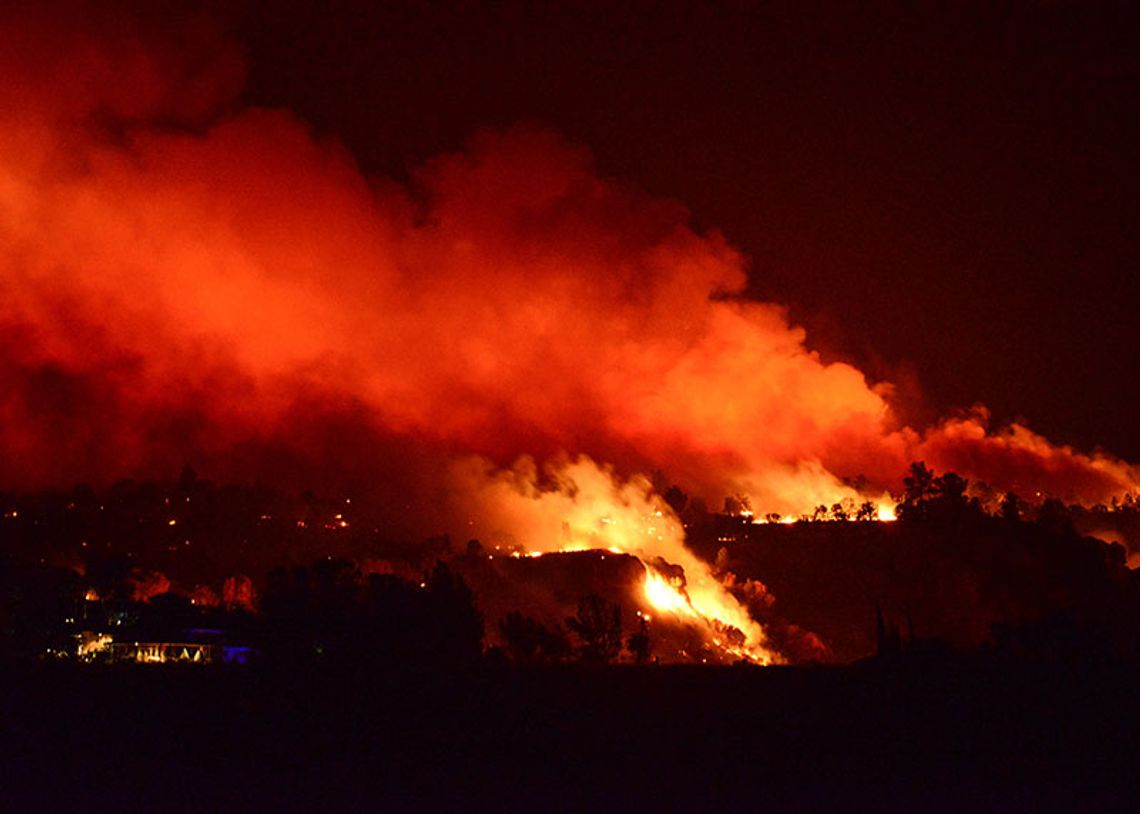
[[74, 602, 255, 664], [104, 626, 254, 664], [109, 641, 220, 664]]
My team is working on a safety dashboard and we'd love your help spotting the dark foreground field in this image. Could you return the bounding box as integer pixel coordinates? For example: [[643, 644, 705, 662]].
[[3, 656, 1139, 813]]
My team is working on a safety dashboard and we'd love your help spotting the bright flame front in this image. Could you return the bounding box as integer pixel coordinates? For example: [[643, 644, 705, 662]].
[[454, 455, 783, 664]]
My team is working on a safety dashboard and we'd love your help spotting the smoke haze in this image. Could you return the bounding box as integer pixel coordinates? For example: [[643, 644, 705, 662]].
[[1, 6, 1136, 530]]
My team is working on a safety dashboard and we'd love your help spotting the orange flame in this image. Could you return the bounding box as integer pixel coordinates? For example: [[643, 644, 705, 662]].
[[450, 455, 780, 663]]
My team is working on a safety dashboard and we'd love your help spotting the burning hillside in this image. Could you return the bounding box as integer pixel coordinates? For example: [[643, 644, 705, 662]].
[[1, 7, 1139, 665]]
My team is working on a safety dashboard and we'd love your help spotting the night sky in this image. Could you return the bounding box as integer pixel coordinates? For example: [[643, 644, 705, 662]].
[[239, 0, 1140, 459]]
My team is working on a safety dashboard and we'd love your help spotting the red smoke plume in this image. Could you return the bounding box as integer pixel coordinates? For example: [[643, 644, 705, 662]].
[[1, 7, 1136, 522]]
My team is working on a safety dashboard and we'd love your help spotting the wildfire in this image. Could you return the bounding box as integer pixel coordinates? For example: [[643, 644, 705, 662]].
[[640, 562, 777, 662], [642, 567, 697, 618], [452, 455, 782, 663], [0, 6, 1138, 671]]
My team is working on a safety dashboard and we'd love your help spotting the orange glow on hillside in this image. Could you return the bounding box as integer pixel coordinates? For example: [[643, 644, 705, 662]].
[[450, 455, 780, 662]]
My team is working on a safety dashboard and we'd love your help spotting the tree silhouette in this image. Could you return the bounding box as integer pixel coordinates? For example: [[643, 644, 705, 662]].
[[422, 561, 484, 664], [1036, 498, 1075, 536], [1000, 491, 1022, 523], [626, 616, 652, 664], [935, 472, 968, 504], [499, 611, 571, 663], [899, 461, 937, 518], [566, 594, 622, 663], [663, 485, 688, 514], [500, 611, 544, 661], [898, 463, 981, 522], [260, 558, 484, 666], [85, 555, 133, 605]]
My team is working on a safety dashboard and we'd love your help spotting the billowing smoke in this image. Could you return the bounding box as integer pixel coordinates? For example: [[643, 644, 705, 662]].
[[1, 7, 1136, 527]]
